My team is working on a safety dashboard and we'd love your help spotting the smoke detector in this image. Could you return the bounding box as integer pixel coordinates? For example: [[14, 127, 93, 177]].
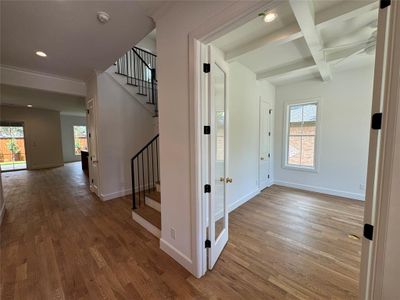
[[97, 11, 110, 24]]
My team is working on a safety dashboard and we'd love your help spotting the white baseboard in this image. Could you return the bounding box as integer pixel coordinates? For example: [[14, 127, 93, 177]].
[[132, 211, 161, 238], [30, 162, 64, 170], [160, 238, 194, 274], [213, 188, 261, 220], [100, 188, 132, 201], [273, 180, 365, 201], [229, 189, 260, 212], [0, 203, 5, 226]]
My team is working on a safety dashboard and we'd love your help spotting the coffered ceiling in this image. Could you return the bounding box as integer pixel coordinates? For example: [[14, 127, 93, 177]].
[[212, 0, 379, 85]]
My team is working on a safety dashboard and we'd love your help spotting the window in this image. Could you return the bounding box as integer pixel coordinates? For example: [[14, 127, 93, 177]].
[[285, 102, 318, 170], [73, 126, 88, 155]]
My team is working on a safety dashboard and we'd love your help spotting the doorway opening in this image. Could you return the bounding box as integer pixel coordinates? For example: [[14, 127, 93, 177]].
[[0, 122, 27, 172], [193, 0, 391, 298]]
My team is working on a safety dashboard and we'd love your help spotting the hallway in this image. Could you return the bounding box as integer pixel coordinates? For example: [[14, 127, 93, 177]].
[[0, 163, 195, 299]]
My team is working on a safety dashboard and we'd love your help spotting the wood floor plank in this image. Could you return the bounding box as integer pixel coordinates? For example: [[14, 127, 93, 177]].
[[1, 163, 363, 299]]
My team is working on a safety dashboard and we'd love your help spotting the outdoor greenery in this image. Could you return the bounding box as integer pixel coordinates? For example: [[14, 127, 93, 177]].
[[73, 126, 88, 155], [0, 126, 24, 138], [7, 138, 20, 155]]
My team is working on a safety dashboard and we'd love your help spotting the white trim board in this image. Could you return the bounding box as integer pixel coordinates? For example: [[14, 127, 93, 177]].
[[160, 238, 194, 274], [0, 203, 5, 226], [274, 180, 365, 201], [132, 211, 161, 238], [100, 188, 132, 201], [30, 163, 64, 170], [213, 189, 261, 221], [229, 189, 261, 212]]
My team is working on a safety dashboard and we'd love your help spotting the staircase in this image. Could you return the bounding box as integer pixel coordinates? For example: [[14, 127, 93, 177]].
[[115, 47, 158, 117], [113, 47, 161, 237], [130, 135, 161, 237]]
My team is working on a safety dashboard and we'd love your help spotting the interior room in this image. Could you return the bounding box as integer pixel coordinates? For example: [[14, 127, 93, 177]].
[[204, 0, 378, 298], [0, 84, 88, 172]]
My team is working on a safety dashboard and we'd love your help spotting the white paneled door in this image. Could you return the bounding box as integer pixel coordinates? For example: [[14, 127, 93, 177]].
[[87, 99, 99, 194], [259, 101, 272, 189]]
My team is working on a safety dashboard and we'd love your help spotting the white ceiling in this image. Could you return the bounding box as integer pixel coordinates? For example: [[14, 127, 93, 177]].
[[0, 1, 162, 81], [212, 0, 379, 85], [1, 84, 86, 117]]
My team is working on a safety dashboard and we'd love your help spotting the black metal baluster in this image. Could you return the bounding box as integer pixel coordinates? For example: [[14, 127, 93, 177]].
[[147, 147, 150, 192], [131, 158, 136, 209], [151, 143, 154, 190], [137, 158, 140, 206], [141, 152, 145, 199], [156, 138, 159, 182]]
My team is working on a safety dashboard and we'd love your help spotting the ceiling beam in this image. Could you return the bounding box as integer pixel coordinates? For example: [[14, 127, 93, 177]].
[[315, 0, 378, 30], [289, 0, 332, 81], [256, 43, 369, 81], [226, 0, 377, 64], [256, 58, 315, 80], [225, 23, 303, 62]]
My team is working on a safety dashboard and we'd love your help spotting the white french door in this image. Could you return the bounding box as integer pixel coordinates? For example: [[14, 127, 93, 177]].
[[207, 45, 230, 269]]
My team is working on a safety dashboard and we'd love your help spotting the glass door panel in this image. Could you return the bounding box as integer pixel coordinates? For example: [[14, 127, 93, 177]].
[[0, 124, 27, 171], [214, 64, 226, 241]]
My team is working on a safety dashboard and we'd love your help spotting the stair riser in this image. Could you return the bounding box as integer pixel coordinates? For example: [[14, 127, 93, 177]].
[[132, 211, 161, 238], [145, 197, 161, 212]]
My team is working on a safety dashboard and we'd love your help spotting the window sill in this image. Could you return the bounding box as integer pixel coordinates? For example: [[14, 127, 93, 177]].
[[282, 165, 318, 173]]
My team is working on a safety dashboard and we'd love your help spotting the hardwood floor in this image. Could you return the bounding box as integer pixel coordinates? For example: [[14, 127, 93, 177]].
[[1, 163, 364, 299]]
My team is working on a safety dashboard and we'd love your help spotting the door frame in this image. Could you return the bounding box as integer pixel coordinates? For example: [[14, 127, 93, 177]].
[[188, 2, 397, 294], [189, 2, 274, 277], [87, 98, 100, 196]]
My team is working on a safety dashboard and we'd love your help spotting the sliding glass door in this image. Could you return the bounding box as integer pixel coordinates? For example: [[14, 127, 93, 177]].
[[0, 123, 27, 171]]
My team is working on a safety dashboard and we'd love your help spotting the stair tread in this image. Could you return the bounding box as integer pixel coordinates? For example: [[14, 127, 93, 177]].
[[134, 205, 161, 229], [145, 191, 161, 203]]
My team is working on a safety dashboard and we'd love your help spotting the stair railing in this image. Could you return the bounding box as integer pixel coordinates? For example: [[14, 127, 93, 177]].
[[116, 47, 158, 116], [131, 134, 159, 209]]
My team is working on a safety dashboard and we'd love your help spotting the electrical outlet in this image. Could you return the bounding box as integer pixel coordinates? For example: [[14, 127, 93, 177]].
[[170, 228, 176, 240], [360, 184, 366, 191]]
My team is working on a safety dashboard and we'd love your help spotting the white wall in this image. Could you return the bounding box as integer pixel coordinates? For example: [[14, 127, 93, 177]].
[[228, 61, 275, 211], [0, 105, 64, 169], [274, 65, 375, 200], [60, 115, 87, 163], [93, 72, 156, 201], [136, 31, 157, 54]]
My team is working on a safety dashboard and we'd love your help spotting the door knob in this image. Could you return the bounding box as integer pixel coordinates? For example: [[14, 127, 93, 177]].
[[260, 157, 265, 160], [219, 177, 225, 182], [226, 177, 232, 183]]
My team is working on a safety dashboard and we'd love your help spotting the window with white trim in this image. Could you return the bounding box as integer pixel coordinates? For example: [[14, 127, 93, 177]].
[[285, 102, 318, 170]]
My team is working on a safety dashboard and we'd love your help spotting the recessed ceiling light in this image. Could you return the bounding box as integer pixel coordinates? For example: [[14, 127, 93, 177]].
[[259, 12, 277, 23], [27, 104, 33, 108], [263, 12, 277, 23], [36, 51, 47, 57]]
